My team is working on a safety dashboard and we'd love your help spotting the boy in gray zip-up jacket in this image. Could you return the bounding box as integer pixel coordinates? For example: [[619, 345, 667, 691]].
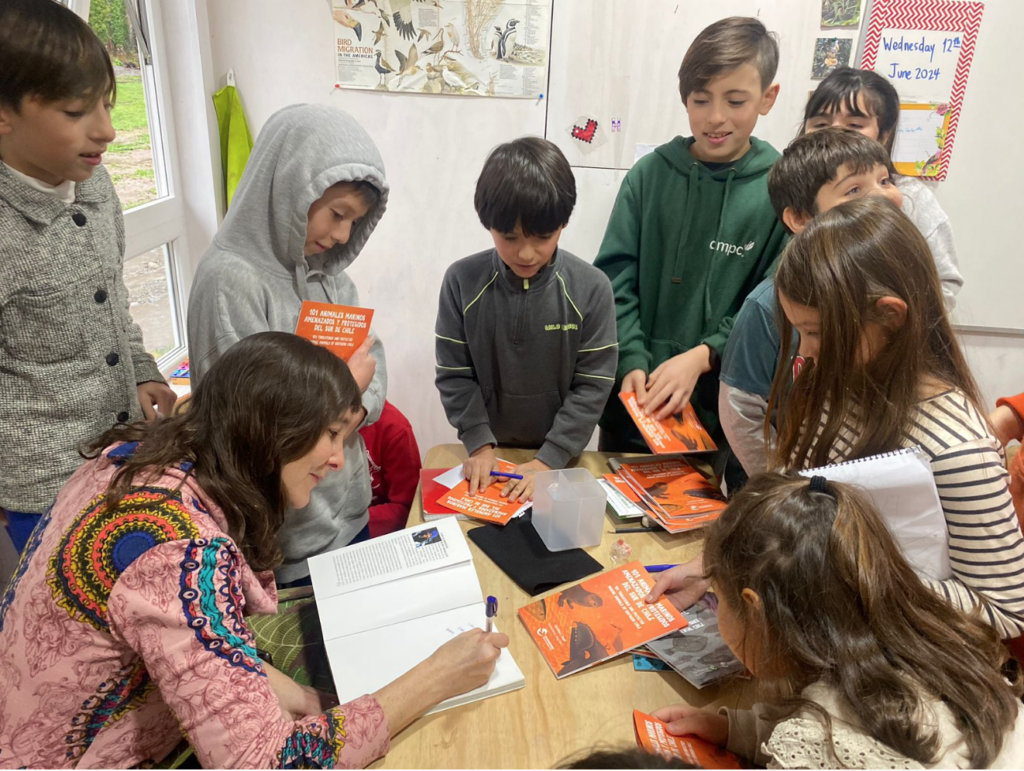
[[436, 138, 617, 502], [0, 0, 173, 553]]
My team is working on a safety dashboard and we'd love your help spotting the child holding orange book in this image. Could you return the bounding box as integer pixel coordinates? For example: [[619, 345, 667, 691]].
[[650, 473, 1024, 768], [435, 138, 616, 503], [188, 104, 387, 585]]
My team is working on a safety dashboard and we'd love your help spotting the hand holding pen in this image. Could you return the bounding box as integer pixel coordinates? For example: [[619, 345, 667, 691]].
[[485, 595, 498, 633]]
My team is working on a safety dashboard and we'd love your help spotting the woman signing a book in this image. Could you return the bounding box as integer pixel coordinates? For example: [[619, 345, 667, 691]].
[[0, 332, 508, 769]]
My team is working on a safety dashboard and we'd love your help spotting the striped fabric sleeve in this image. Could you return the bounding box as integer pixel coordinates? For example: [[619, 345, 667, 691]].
[[927, 438, 1024, 638]]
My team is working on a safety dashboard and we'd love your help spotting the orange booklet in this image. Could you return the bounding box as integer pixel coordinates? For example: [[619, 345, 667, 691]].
[[518, 562, 687, 678], [294, 300, 373, 361], [603, 473, 643, 503], [633, 710, 743, 769], [619, 392, 717, 454], [612, 458, 726, 534], [437, 460, 523, 525]]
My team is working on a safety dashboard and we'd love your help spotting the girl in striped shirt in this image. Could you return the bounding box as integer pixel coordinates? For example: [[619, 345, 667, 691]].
[[768, 195, 1024, 639]]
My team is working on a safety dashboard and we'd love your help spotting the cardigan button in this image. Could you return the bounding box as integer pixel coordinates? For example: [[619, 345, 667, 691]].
[[72, 212, 87, 226], [116, 411, 130, 423], [94, 288, 108, 303], [106, 352, 120, 366]]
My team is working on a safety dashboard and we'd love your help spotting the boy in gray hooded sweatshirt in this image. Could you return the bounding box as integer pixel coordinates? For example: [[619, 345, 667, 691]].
[[188, 104, 388, 585], [435, 138, 617, 502]]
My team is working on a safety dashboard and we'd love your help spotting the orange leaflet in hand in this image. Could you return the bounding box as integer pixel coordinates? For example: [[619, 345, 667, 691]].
[[633, 710, 743, 769], [294, 300, 374, 361], [619, 392, 717, 454], [438, 460, 523, 525]]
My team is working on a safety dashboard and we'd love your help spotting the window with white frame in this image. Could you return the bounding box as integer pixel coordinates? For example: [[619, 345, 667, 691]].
[[70, 0, 189, 369]]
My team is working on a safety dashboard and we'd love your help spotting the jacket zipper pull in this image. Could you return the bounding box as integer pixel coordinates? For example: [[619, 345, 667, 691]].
[[524, 278, 530, 290]]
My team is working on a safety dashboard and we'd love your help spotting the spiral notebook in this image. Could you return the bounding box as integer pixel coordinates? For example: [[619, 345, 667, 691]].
[[800, 447, 951, 581]]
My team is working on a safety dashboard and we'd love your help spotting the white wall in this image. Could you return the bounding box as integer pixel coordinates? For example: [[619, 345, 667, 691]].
[[197, 0, 1022, 459], [203, 0, 546, 454]]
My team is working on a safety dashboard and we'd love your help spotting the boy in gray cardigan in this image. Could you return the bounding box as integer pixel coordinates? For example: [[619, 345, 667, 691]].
[[435, 138, 618, 502], [0, 0, 173, 552]]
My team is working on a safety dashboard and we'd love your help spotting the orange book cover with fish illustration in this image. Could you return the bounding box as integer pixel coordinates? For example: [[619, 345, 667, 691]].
[[437, 460, 523, 525], [612, 458, 727, 533], [603, 474, 644, 503], [633, 710, 743, 769], [518, 562, 686, 678], [619, 392, 717, 454]]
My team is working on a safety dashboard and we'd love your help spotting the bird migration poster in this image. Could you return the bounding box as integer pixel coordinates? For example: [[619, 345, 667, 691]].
[[332, 0, 551, 98]]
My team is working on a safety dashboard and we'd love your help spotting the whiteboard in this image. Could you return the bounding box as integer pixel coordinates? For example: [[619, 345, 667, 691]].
[[547, 0, 1023, 332]]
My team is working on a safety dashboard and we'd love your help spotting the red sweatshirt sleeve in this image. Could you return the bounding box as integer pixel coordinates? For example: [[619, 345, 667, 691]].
[[997, 393, 1024, 440], [367, 418, 422, 538]]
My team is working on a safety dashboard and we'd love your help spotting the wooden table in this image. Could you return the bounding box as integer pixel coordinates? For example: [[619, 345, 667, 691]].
[[373, 445, 754, 769]]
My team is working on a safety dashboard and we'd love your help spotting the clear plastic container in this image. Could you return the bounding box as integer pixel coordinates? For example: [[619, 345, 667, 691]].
[[532, 468, 607, 551]]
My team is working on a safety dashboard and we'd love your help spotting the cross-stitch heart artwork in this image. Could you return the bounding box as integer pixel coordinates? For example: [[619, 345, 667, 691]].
[[571, 119, 598, 143], [565, 115, 607, 153]]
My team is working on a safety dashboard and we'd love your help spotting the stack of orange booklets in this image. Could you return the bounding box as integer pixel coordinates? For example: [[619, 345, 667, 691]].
[[633, 710, 743, 769], [609, 457, 726, 533], [436, 460, 524, 526], [518, 562, 687, 678], [619, 392, 717, 454]]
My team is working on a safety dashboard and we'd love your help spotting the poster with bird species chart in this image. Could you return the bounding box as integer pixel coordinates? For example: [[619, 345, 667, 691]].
[[333, 0, 550, 98]]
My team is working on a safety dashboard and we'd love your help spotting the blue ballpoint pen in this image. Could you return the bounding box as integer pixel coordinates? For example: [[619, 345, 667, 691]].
[[644, 564, 679, 573], [485, 595, 498, 632], [490, 470, 524, 480]]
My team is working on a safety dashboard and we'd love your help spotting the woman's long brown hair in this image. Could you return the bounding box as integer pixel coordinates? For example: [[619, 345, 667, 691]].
[[767, 196, 982, 469], [84, 332, 362, 571], [704, 472, 1022, 767]]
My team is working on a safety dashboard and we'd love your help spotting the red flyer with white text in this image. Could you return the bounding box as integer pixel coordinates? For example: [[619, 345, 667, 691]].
[[633, 710, 743, 769], [437, 460, 523, 525], [620, 392, 717, 454], [518, 562, 687, 678], [294, 300, 373, 361]]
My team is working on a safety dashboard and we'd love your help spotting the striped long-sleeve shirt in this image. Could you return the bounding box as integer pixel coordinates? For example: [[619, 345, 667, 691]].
[[806, 389, 1024, 639]]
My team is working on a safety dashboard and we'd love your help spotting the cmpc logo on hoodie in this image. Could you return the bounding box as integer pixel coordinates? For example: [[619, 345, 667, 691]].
[[709, 239, 756, 256]]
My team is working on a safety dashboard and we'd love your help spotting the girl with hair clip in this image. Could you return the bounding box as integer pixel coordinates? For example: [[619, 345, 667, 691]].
[[767, 196, 1024, 640], [0, 332, 508, 769], [648, 197, 1024, 643], [650, 472, 1024, 769], [799, 66, 963, 308]]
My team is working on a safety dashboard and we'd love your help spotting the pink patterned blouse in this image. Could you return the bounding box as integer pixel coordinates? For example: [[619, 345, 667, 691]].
[[0, 443, 391, 768]]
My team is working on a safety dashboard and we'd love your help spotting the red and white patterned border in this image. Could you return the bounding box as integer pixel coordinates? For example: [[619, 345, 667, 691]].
[[860, 0, 984, 180]]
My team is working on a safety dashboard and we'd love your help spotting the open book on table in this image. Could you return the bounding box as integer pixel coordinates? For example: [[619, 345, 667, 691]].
[[308, 517, 524, 713]]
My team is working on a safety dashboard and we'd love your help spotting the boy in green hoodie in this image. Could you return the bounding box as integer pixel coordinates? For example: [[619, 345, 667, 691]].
[[594, 16, 787, 465]]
